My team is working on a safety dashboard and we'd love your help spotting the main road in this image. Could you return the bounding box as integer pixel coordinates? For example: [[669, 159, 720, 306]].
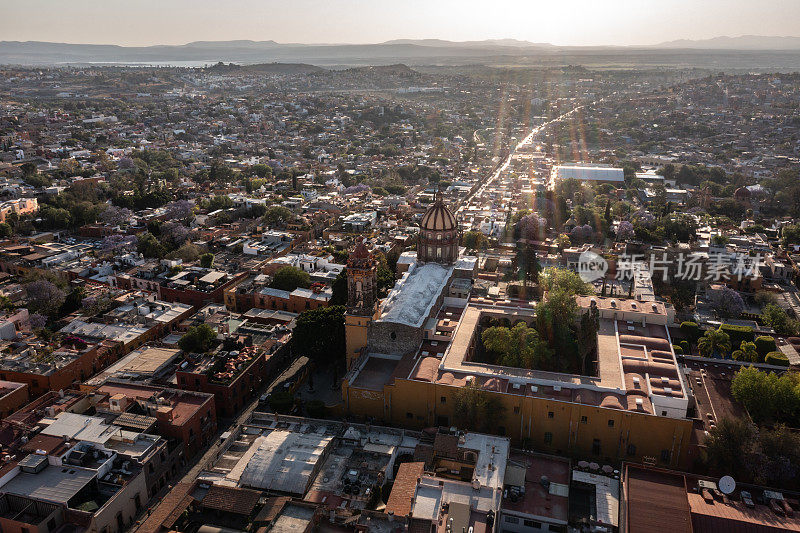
[[456, 104, 585, 215]]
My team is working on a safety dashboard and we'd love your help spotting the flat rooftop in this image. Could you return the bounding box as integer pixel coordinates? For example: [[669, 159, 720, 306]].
[[502, 453, 570, 523], [97, 382, 212, 426], [85, 345, 180, 386], [1, 465, 95, 504], [271, 503, 315, 533], [350, 356, 400, 391], [238, 430, 333, 495]]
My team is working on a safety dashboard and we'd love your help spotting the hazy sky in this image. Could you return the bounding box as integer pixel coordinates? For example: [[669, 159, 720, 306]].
[[3, 0, 800, 46]]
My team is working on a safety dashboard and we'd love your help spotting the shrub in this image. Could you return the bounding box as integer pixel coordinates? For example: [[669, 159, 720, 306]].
[[680, 321, 702, 344], [268, 391, 295, 414], [719, 324, 754, 348], [178, 324, 218, 353], [673, 344, 683, 355], [765, 351, 790, 367], [306, 399, 328, 419], [754, 336, 777, 360], [679, 340, 690, 354]]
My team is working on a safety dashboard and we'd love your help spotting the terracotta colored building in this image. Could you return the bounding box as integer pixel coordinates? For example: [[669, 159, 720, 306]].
[[95, 382, 217, 458], [0, 380, 29, 419]]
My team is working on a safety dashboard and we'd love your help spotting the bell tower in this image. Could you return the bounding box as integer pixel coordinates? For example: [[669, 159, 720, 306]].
[[344, 238, 379, 369], [347, 239, 377, 311]]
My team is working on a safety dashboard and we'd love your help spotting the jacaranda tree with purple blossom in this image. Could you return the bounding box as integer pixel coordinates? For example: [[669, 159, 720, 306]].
[[709, 286, 745, 318], [25, 279, 66, 316], [616, 220, 635, 241], [28, 312, 47, 330]]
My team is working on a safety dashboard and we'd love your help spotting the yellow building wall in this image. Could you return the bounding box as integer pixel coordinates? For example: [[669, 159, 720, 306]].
[[342, 381, 386, 420], [345, 378, 693, 469], [345, 314, 370, 369]]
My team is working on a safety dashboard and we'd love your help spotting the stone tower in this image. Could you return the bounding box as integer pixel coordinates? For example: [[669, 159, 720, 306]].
[[347, 238, 377, 312], [344, 238, 379, 369]]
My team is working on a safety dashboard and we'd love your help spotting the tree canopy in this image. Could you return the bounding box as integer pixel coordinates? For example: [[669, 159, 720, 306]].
[[731, 366, 800, 425], [292, 305, 346, 367], [453, 382, 506, 434], [270, 266, 311, 292], [178, 324, 218, 354], [698, 329, 731, 358], [482, 322, 553, 370]]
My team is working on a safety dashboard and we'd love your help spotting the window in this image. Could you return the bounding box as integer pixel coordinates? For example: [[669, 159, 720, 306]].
[[544, 432, 553, 444], [592, 439, 601, 455], [661, 411, 668, 417], [504, 516, 520, 524], [440, 396, 446, 404], [661, 449, 671, 463], [406, 412, 413, 419], [608, 419, 615, 427], [548, 411, 554, 419], [524, 520, 542, 528], [580, 415, 588, 424], [548, 525, 567, 533], [627, 444, 637, 456]]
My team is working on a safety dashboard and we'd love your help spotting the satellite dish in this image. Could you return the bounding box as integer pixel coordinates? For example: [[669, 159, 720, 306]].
[[719, 476, 736, 495]]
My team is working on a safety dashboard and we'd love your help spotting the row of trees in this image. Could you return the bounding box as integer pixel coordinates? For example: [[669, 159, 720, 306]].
[[731, 366, 800, 426], [705, 418, 800, 490]]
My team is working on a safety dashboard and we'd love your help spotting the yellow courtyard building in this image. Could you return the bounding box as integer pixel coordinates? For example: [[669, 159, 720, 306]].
[[342, 195, 695, 469]]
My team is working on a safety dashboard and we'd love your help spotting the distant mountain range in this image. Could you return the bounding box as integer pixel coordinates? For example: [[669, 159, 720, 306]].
[[655, 35, 800, 50], [0, 36, 799, 66]]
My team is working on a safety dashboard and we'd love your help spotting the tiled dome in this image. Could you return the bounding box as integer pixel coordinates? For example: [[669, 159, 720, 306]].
[[421, 197, 457, 232]]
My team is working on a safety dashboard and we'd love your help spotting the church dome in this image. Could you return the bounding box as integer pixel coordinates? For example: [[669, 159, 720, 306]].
[[417, 194, 459, 265], [421, 197, 457, 232]]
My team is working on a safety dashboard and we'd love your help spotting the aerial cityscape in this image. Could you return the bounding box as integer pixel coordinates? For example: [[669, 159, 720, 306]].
[[1, 2, 800, 532]]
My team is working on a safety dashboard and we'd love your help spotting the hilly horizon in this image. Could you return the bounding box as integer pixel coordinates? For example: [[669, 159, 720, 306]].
[[1, 35, 799, 68]]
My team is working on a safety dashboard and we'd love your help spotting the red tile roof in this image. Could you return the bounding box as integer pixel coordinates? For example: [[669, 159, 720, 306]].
[[385, 462, 424, 518], [201, 485, 261, 516]]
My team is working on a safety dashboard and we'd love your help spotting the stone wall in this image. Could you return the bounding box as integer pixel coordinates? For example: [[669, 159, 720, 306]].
[[368, 321, 423, 356]]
